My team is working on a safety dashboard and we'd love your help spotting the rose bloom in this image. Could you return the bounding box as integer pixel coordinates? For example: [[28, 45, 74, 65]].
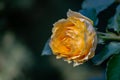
[[49, 10, 97, 67]]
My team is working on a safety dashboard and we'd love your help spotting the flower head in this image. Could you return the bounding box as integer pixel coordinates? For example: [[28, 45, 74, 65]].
[[49, 10, 97, 67]]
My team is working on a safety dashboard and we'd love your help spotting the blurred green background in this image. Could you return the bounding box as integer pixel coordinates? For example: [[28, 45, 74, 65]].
[[0, 0, 119, 80]]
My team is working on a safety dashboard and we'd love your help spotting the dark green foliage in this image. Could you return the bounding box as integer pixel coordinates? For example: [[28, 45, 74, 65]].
[[107, 5, 120, 33], [92, 42, 120, 65], [107, 54, 120, 80]]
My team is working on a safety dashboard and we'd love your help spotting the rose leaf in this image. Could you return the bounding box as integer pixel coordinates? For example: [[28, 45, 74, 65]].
[[92, 42, 120, 65], [106, 54, 120, 80], [41, 38, 53, 56]]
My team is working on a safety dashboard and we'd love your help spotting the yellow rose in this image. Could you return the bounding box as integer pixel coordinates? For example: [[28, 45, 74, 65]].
[[49, 9, 97, 67]]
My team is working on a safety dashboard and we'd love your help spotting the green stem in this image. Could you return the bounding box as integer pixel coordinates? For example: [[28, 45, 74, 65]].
[[97, 32, 120, 41], [99, 36, 120, 41]]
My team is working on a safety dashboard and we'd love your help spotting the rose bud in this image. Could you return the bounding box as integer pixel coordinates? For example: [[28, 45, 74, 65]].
[[49, 9, 97, 67]]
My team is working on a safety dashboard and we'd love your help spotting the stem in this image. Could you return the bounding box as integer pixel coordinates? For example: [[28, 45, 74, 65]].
[[100, 36, 120, 41], [97, 32, 120, 41]]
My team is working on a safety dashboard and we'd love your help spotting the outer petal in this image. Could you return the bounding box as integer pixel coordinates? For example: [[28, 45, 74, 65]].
[[67, 9, 93, 25]]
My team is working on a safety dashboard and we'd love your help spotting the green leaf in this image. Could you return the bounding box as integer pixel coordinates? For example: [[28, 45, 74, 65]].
[[79, 8, 98, 26], [107, 54, 120, 80], [92, 42, 120, 65], [107, 5, 120, 33], [82, 0, 115, 14], [41, 39, 53, 56]]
